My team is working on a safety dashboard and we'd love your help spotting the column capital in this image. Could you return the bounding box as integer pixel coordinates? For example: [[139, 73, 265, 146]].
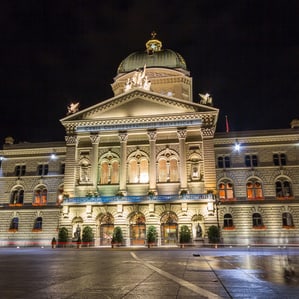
[[147, 130, 157, 141], [177, 128, 187, 139], [118, 132, 128, 142], [90, 133, 100, 144], [65, 135, 78, 145]]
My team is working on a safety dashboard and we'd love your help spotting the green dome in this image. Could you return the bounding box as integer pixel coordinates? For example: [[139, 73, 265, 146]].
[[117, 33, 187, 74]]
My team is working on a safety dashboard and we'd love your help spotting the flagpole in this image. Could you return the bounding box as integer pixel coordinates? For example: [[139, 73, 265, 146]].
[[225, 115, 230, 133]]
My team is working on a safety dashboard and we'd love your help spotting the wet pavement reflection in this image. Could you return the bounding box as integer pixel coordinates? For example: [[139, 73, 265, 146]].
[[0, 247, 298, 298]]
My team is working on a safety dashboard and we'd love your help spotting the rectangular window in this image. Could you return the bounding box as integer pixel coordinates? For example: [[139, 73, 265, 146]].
[[217, 156, 230, 168], [37, 164, 49, 176], [245, 155, 258, 167], [60, 163, 65, 174], [273, 153, 286, 166], [15, 165, 26, 176]]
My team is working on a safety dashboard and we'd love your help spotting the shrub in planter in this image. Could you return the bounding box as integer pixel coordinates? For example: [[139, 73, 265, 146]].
[[82, 226, 94, 247], [146, 225, 157, 247], [111, 226, 123, 247], [207, 225, 220, 244], [179, 225, 191, 246], [58, 227, 68, 247]]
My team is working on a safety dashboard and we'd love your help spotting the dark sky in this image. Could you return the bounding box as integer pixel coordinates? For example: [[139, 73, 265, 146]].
[[1, 0, 298, 144]]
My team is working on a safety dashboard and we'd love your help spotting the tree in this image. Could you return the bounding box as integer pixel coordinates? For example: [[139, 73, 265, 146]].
[[58, 227, 68, 247], [112, 226, 123, 246], [179, 225, 191, 244], [207, 225, 220, 244], [82, 226, 94, 246], [146, 225, 157, 246]]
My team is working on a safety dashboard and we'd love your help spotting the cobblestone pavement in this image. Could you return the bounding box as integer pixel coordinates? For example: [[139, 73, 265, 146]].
[[0, 247, 298, 298]]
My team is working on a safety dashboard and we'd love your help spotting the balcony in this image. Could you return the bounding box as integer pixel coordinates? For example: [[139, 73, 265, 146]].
[[64, 193, 214, 204]]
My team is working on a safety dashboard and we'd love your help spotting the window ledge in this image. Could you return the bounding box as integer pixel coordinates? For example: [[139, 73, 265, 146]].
[[32, 203, 47, 206], [248, 197, 265, 200], [9, 204, 23, 207], [220, 198, 237, 202], [32, 229, 42, 232], [223, 226, 235, 230], [8, 229, 18, 232], [277, 197, 294, 200], [252, 226, 266, 230], [282, 225, 295, 229]]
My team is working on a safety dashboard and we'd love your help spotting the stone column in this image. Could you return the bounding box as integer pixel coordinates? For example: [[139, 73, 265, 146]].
[[64, 135, 78, 197], [90, 134, 100, 188], [119, 132, 128, 192], [177, 128, 187, 190], [147, 130, 157, 191], [201, 128, 217, 192]]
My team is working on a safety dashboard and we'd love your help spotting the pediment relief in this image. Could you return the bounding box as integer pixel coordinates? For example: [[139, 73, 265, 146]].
[[62, 90, 217, 123]]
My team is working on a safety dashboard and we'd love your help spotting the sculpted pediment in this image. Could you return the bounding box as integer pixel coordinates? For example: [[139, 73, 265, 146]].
[[61, 89, 217, 122]]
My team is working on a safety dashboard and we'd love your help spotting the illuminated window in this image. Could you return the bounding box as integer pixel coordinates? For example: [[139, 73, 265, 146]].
[[218, 181, 234, 200], [157, 148, 179, 183], [245, 154, 258, 167], [33, 186, 47, 205], [252, 213, 263, 227], [246, 179, 263, 199], [99, 153, 119, 185], [15, 165, 26, 176], [128, 150, 149, 184], [223, 214, 234, 228], [273, 153, 286, 166], [10, 187, 24, 205], [37, 164, 48, 176], [275, 179, 292, 198], [282, 212, 294, 227]]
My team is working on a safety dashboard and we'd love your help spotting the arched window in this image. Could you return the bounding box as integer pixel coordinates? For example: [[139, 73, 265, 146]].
[[252, 213, 263, 227], [99, 152, 119, 185], [33, 186, 47, 205], [10, 217, 19, 230], [169, 158, 178, 181], [33, 217, 42, 230], [157, 148, 179, 183], [282, 212, 294, 227], [218, 181, 234, 200], [10, 187, 24, 205], [275, 179, 292, 198], [128, 159, 138, 183], [127, 150, 149, 184], [247, 179, 263, 199], [223, 214, 234, 228]]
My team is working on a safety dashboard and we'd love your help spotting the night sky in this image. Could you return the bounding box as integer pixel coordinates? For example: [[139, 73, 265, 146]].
[[1, 1, 298, 144]]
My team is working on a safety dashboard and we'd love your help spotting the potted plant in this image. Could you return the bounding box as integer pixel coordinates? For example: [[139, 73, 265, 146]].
[[58, 227, 68, 248], [207, 225, 220, 247], [146, 225, 157, 248], [111, 226, 123, 248], [51, 237, 57, 249], [179, 225, 191, 248], [82, 226, 94, 247]]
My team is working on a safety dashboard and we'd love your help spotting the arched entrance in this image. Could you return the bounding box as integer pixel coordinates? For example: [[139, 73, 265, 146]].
[[99, 213, 114, 246], [129, 213, 146, 245], [161, 212, 178, 245]]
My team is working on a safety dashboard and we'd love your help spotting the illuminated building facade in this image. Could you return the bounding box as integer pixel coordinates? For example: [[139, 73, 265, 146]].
[[0, 35, 298, 246]]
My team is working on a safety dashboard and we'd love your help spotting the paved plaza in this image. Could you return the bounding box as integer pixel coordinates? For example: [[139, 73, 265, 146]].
[[0, 246, 298, 298]]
